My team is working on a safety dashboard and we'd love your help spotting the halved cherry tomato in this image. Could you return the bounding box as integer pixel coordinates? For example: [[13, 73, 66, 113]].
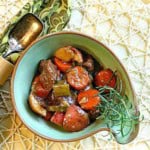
[[77, 89, 100, 110], [66, 66, 90, 90], [54, 57, 72, 72], [94, 69, 116, 88], [32, 76, 49, 98]]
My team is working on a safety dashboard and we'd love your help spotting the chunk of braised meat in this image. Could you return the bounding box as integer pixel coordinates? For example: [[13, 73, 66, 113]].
[[83, 55, 94, 71], [39, 60, 45, 72], [39, 60, 58, 91], [46, 92, 61, 106], [88, 108, 100, 121], [56, 70, 63, 81], [46, 92, 67, 112], [46, 91, 77, 112], [46, 91, 77, 106], [62, 91, 77, 105]]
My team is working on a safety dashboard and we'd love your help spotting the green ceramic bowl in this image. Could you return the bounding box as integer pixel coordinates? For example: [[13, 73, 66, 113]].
[[11, 32, 139, 144]]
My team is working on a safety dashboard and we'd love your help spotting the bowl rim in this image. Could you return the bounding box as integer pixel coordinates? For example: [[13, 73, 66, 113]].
[[11, 31, 139, 143]]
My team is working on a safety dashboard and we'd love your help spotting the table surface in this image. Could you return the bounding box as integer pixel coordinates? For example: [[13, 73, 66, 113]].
[[0, 0, 150, 149]]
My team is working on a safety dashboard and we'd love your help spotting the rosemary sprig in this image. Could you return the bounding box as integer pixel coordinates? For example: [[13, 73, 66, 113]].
[[96, 86, 139, 137]]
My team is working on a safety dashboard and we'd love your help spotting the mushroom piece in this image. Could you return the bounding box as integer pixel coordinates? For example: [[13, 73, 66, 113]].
[[29, 93, 47, 117], [39, 59, 58, 91]]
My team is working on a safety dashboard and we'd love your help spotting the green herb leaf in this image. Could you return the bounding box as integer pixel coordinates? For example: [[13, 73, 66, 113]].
[[96, 86, 139, 137]]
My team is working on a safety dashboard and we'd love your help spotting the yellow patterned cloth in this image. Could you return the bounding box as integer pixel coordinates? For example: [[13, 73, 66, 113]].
[[0, 0, 150, 149]]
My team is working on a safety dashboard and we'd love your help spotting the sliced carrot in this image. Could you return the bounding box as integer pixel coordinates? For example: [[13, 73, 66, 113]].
[[77, 89, 101, 110], [54, 57, 72, 72], [66, 66, 90, 90], [94, 69, 116, 88]]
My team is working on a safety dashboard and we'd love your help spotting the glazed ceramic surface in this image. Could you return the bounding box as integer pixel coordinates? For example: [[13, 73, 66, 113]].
[[11, 32, 139, 144]]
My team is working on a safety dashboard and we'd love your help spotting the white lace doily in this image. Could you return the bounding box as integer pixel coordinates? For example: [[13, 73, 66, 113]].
[[0, 0, 150, 149]]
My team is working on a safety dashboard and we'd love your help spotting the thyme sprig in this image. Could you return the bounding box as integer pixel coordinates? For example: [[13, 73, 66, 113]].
[[96, 86, 139, 137]]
